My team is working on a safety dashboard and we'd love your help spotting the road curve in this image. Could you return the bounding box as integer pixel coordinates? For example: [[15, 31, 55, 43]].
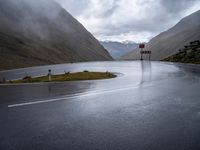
[[0, 61, 200, 150]]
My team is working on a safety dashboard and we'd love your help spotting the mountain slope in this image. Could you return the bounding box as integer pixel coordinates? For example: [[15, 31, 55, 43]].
[[163, 41, 200, 64], [0, 0, 112, 70], [100, 41, 137, 59], [121, 10, 200, 60]]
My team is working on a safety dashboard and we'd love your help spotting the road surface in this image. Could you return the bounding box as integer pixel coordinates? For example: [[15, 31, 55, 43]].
[[0, 61, 200, 150]]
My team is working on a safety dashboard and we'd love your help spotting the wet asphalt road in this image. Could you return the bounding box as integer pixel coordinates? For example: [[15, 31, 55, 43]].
[[0, 61, 200, 150]]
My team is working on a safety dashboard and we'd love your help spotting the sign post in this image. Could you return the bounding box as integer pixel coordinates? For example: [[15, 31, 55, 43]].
[[140, 51, 152, 61], [139, 43, 151, 61], [148, 51, 151, 60], [139, 44, 145, 60]]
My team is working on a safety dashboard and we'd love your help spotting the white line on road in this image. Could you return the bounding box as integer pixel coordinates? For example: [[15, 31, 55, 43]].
[[8, 83, 147, 108]]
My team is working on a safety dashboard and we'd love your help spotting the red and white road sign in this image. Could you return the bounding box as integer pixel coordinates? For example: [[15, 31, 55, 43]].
[[139, 44, 145, 49]]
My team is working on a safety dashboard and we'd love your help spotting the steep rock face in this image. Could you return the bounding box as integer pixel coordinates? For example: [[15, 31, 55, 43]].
[[122, 10, 200, 60], [0, 0, 112, 70]]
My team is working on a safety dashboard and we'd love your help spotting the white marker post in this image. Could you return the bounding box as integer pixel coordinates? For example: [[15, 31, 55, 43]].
[[48, 69, 52, 82]]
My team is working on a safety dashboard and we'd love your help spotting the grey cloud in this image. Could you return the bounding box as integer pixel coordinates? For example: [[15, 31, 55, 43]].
[[54, 0, 199, 42], [99, 0, 120, 17], [55, 0, 89, 16], [160, 0, 197, 13]]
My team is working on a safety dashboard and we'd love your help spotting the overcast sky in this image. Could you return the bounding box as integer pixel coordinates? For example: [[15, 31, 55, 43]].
[[55, 0, 200, 43]]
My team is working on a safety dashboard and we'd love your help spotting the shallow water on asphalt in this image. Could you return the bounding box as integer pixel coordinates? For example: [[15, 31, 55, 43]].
[[0, 61, 200, 150]]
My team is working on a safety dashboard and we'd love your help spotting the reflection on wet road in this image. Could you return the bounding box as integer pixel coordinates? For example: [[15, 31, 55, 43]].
[[0, 61, 200, 150]]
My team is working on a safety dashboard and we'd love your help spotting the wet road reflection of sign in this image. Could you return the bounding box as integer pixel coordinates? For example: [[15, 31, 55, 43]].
[[140, 61, 152, 85]]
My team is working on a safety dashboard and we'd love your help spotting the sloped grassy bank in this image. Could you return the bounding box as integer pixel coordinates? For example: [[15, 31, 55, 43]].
[[0, 71, 116, 84], [163, 40, 200, 64]]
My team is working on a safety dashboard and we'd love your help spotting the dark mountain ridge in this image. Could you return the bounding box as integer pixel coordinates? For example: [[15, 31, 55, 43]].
[[0, 0, 112, 70]]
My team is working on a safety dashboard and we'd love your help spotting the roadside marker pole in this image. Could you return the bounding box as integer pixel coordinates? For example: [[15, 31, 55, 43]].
[[139, 43, 145, 61], [48, 69, 52, 82]]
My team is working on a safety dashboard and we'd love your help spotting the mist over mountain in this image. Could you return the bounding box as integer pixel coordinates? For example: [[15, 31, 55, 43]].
[[0, 0, 112, 70], [121, 10, 200, 60], [100, 41, 138, 59]]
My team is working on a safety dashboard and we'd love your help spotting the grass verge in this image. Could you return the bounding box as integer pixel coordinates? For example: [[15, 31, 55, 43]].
[[0, 71, 116, 84]]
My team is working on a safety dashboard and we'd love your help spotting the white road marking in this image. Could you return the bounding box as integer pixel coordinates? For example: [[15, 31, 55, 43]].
[[8, 83, 148, 108]]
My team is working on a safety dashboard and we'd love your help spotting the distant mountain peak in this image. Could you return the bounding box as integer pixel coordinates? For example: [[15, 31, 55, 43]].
[[100, 41, 138, 59]]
